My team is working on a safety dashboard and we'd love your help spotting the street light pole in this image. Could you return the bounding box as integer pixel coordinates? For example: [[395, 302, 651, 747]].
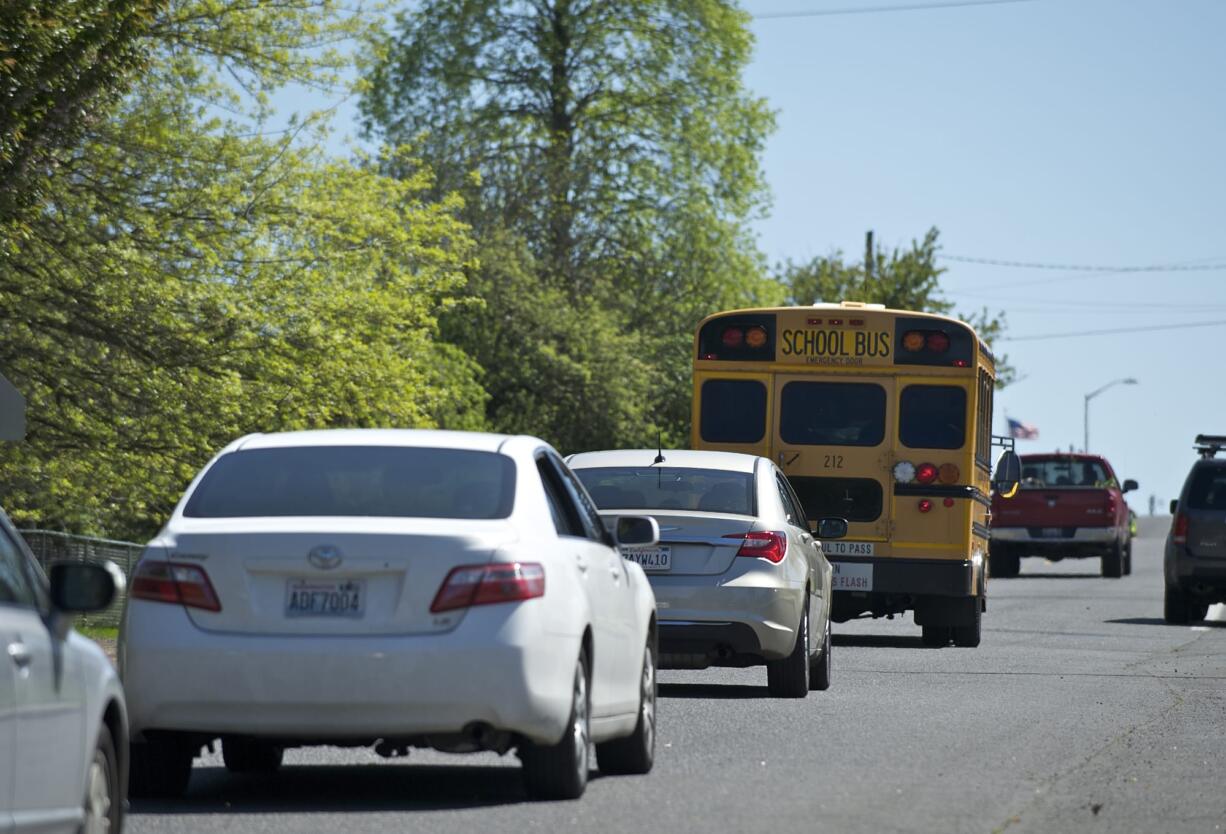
[[1083, 378, 1138, 453]]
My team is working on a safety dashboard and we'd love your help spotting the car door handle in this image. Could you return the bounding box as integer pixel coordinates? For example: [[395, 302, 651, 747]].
[[575, 554, 588, 573], [7, 641, 31, 668]]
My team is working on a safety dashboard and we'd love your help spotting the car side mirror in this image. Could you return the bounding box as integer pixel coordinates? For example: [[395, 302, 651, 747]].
[[614, 515, 660, 548], [1169, 499, 1178, 515], [992, 450, 1022, 499], [48, 560, 124, 614], [816, 517, 849, 540], [1122, 479, 1138, 493]]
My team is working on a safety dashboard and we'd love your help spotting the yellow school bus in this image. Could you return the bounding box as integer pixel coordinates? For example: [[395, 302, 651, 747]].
[[691, 301, 1010, 647]]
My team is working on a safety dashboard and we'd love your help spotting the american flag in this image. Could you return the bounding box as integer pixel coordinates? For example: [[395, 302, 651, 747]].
[[1007, 418, 1039, 440]]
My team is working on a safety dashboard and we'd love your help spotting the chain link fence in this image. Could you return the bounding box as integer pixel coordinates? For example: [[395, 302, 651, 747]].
[[19, 529, 144, 629]]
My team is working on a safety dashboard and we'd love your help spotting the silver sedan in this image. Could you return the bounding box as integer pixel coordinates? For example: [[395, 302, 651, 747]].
[[568, 449, 844, 698]]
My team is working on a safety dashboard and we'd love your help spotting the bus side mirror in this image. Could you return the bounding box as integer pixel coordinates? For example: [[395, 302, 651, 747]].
[[1122, 479, 1138, 493], [1169, 499, 1178, 515], [816, 517, 848, 539], [992, 451, 1022, 499]]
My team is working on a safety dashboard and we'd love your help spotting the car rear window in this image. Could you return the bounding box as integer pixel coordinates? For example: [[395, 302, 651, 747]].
[[779, 382, 886, 447], [1187, 466, 1226, 510], [574, 467, 755, 516], [1019, 458, 1110, 489], [899, 385, 967, 450], [183, 446, 516, 519], [700, 380, 767, 444]]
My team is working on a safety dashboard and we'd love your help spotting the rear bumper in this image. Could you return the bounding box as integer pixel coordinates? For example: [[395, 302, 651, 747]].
[[1166, 543, 1226, 595], [831, 556, 975, 597], [991, 526, 1120, 549], [122, 600, 578, 745], [649, 566, 805, 661]]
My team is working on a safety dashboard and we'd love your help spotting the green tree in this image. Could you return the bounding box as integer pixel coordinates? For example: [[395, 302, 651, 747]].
[[778, 227, 1015, 385], [361, 0, 780, 449], [0, 1, 484, 538], [0, 0, 162, 222]]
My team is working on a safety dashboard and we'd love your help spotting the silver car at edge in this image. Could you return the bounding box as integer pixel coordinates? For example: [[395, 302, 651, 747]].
[[567, 449, 845, 698]]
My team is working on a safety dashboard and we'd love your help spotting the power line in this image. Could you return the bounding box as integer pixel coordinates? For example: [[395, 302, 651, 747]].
[[753, 0, 1034, 21], [941, 254, 1226, 273], [999, 319, 1226, 342]]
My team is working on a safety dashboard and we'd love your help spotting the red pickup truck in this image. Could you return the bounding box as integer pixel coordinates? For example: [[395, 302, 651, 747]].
[[989, 453, 1137, 578]]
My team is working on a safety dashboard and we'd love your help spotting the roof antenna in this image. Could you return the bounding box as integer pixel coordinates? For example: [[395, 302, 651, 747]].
[[653, 431, 665, 465]]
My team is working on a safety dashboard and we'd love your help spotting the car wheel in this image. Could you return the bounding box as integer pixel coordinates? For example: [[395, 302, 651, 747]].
[[82, 724, 121, 834], [1101, 542, 1124, 578], [809, 616, 832, 691], [223, 738, 284, 774], [952, 598, 983, 648], [521, 650, 590, 800], [990, 546, 1019, 578], [921, 625, 951, 647], [1123, 540, 1133, 576], [596, 638, 656, 775], [767, 597, 810, 698], [129, 736, 194, 799]]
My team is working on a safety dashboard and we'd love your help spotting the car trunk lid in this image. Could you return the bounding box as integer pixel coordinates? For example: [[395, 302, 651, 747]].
[[160, 516, 516, 636], [605, 511, 755, 576]]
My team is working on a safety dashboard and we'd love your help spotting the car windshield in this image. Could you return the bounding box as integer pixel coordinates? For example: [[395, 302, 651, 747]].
[[574, 467, 754, 515], [1019, 458, 1112, 489], [1187, 466, 1226, 510], [183, 446, 516, 519]]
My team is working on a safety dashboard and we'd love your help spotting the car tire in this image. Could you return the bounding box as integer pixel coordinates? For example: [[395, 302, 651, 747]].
[[767, 597, 810, 698], [596, 639, 656, 775], [1164, 583, 1191, 624], [921, 625, 951, 647], [952, 598, 983, 648], [521, 650, 590, 800], [223, 738, 284, 774], [1123, 539, 1133, 576], [129, 736, 194, 799], [990, 546, 1020, 578], [83, 724, 122, 834], [809, 616, 832, 691], [1101, 542, 1124, 578]]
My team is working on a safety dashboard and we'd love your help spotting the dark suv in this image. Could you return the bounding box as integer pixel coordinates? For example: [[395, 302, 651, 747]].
[[1164, 434, 1226, 623]]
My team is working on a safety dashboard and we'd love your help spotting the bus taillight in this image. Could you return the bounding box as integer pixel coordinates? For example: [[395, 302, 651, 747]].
[[918, 499, 934, 513], [916, 463, 939, 484], [939, 463, 960, 484]]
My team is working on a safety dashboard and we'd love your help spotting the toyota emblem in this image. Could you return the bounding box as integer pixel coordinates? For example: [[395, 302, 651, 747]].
[[308, 545, 343, 570]]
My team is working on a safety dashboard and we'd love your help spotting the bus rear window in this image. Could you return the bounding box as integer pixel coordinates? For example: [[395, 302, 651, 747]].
[[780, 382, 885, 447], [899, 385, 966, 450], [788, 476, 883, 523], [700, 380, 767, 444]]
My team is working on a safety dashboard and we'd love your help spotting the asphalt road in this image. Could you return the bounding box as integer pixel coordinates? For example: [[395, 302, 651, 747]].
[[128, 517, 1226, 834]]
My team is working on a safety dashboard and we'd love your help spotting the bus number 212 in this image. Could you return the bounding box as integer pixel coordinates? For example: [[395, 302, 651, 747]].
[[823, 455, 844, 469]]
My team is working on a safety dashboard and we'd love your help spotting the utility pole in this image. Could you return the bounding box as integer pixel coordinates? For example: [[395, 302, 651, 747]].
[[864, 229, 874, 287]]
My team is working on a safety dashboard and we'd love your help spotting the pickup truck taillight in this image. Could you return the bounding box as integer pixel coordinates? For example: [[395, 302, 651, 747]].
[[1172, 512, 1188, 545], [1105, 492, 1118, 516]]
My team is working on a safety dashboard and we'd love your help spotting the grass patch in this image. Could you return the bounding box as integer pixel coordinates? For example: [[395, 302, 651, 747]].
[[77, 625, 119, 641]]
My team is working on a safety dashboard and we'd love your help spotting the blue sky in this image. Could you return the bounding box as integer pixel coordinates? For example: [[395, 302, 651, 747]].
[[281, 0, 1224, 510], [741, 0, 1226, 510]]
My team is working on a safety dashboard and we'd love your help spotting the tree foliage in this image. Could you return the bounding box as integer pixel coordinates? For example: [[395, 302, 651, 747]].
[[778, 228, 1014, 385], [0, 0, 162, 222], [361, 0, 781, 450], [0, 1, 483, 538]]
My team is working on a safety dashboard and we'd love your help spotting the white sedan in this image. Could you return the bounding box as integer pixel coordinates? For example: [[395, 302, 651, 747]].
[[121, 429, 659, 800], [0, 508, 127, 834]]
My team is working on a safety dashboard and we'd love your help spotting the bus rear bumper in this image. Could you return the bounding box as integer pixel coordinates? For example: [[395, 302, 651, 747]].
[[829, 557, 978, 623]]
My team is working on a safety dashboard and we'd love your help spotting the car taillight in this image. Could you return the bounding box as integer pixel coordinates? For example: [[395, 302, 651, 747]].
[[916, 463, 938, 484], [1105, 492, 1118, 515], [130, 561, 222, 612], [1172, 512, 1188, 545], [725, 531, 787, 564], [430, 562, 545, 613]]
